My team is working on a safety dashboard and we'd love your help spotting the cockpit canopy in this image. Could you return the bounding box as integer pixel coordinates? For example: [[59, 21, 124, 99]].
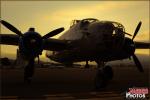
[[70, 18, 125, 32], [70, 18, 99, 28], [65, 18, 126, 41], [112, 21, 125, 32]]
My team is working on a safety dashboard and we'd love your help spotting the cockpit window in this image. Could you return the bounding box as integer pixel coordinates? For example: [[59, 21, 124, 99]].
[[80, 18, 99, 29], [70, 20, 80, 28], [112, 22, 125, 32], [111, 22, 125, 37], [70, 18, 98, 28], [82, 18, 98, 23]]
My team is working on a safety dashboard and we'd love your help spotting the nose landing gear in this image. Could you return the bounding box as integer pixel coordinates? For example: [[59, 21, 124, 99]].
[[95, 61, 113, 89], [85, 60, 90, 68], [24, 59, 35, 83]]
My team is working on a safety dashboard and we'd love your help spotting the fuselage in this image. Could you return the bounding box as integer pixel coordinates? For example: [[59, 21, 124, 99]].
[[46, 18, 134, 63]]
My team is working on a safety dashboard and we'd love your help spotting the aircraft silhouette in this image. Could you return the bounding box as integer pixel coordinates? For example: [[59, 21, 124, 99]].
[[0, 18, 150, 88]]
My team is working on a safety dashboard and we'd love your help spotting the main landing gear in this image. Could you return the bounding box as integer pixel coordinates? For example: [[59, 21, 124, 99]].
[[94, 61, 114, 89], [24, 59, 35, 83], [85, 60, 90, 68]]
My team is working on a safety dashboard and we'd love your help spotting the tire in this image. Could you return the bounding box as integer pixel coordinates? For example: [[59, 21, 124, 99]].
[[24, 77, 32, 84], [95, 69, 108, 89], [103, 65, 113, 80], [24, 60, 34, 84]]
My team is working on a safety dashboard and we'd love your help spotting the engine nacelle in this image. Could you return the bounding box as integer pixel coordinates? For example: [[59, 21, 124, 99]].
[[123, 37, 135, 56], [19, 28, 43, 60]]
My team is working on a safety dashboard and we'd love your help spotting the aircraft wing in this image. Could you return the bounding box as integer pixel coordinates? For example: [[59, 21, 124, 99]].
[[43, 38, 70, 51], [0, 34, 19, 45], [0, 34, 70, 51], [134, 41, 150, 49]]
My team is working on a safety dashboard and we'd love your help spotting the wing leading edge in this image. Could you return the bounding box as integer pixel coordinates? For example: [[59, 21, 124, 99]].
[[0, 34, 19, 45], [134, 41, 150, 49], [43, 38, 70, 51], [1, 34, 149, 51]]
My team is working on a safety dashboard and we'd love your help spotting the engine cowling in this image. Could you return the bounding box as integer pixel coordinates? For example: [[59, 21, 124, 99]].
[[19, 28, 43, 59]]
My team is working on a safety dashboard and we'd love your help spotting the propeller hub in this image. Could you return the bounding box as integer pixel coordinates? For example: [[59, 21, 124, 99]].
[[124, 37, 135, 55], [19, 31, 43, 59]]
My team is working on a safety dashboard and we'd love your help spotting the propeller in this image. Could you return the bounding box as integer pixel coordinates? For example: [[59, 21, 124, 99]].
[[131, 21, 143, 72], [132, 21, 142, 40], [1, 19, 65, 82], [0, 20, 23, 36], [0, 20, 64, 38], [132, 54, 144, 72], [42, 27, 64, 39]]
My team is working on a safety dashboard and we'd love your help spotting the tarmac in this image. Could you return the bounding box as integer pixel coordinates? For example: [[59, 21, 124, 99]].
[[0, 56, 149, 100]]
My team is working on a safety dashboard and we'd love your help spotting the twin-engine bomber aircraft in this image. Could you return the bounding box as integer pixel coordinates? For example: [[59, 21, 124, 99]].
[[0, 18, 150, 88]]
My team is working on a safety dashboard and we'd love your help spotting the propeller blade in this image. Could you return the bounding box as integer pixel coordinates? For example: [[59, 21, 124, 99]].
[[132, 21, 142, 40], [132, 54, 144, 72], [0, 20, 23, 36], [42, 27, 64, 39]]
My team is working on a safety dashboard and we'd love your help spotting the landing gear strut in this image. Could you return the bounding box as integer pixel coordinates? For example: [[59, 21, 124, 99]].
[[95, 61, 113, 89], [85, 60, 90, 68], [24, 58, 35, 83]]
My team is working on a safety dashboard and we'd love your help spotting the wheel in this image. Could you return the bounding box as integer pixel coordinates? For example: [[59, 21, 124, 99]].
[[24, 65, 33, 84], [103, 65, 113, 80], [95, 69, 108, 89], [24, 59, 34, 83]]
